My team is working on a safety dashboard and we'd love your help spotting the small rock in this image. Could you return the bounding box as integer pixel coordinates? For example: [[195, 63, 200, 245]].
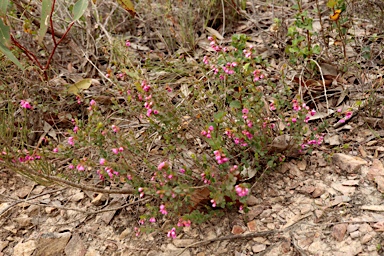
[[13, 240, 36, 256], [331, 182, 356, 196], [266, 223, 275, 230], [300, 204, 313, 214], [245, 205, 264, 220], [16, 186, 33, 199], [35, 232, 71, 256], [119, 228, 132, 240], [231, 225, 245, 235], [337, 240, 362, 255], [91, 193, 108, 206], [85, 248, 100, 256], [14, 216, 32, 228], [196, 253, 205, 256], [367, 159, 384, 180], [333, 153, 367, 173], [307, 240, 330, 254], [297, 160, 307, 171], [314, 210, 324, 219], [350, 231, 360, 239], [342, 180, 359, 186], [359, 223, 373, 233], [71, 192, 85, 202], [260, 209, 272, 218], [360, 233, 374, 244], [0, 240, 9, 251], [332, 224, 348, 242], [246, 195, 259, 206], [252, 244, 266, 253], [347, 224, 360, 233], [173, 239, 195, 248], [247, 220, 257, 232], [65, 233, 86, 256], [45, 207, 56, 214], [312, 185, 325, 198]]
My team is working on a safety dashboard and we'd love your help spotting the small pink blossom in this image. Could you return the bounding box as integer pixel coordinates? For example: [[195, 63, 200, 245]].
[[20, 100, 32, 109], [68, 164, 74, 169], [160, 204, 168, 215], [77, 164, 85, 171], [73, 126, 79, 133], [68, 137, 74, 146], [112, 148, 119, 154], [179, 168, 185, 174], [149, 217, 156, 223], [111, 125, 120, 133], [125, 40, 131, 47], [53, 148, 58, 153], [99, 158, 106, 165], [167, 227, 176, 239], [158, 161, 168, 170]]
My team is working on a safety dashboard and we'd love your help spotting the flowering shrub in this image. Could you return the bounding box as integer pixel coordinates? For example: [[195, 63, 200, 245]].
[[1, 34, 325, 240]]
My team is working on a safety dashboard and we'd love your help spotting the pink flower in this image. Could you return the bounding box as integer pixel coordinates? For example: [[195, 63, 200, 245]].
[[119, 147, 124, 152], [77, 164, 85, 171], [158, 161, 168, 170], [235, 185, 249, 197], [292, 118, 297, 123], [160, 204, 168, 215], [99, 158, 106, 165], [179, 168, 185, 174], [167, 227, 176, 239], [125, 40, 131, 47], [211, 199, 216, 207], [149, 217, 156, 223], [112, 148, 119, 154], [242, 108, 249, 114], [53, 148, 58, 153], [68, 164, 74, 169], [20, 100, 32, 109], [111, 125, 120, 133], [68, 137, 74, 146]]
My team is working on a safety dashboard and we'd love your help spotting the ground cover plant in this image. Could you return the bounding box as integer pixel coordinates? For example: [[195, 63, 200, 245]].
[[0, 0, 383, 246]]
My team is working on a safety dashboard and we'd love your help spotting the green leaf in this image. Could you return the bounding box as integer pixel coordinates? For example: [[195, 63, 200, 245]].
[[67, 78, 92, 94], [0, 0, 9, 16], [38, 0, 53, 44], [73, 0, 88, 21], [229, 100, 241, 109], [0, 19, 10, 47], [0, 42, 24, 70], [327, 0, 337, 8], [213, 111, 226, 123]]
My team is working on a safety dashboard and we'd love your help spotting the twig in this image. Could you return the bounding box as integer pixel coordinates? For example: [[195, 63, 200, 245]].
[[176, 230, 277, 256], [0, 188, 66, 217], [1, 196, 149, 216]]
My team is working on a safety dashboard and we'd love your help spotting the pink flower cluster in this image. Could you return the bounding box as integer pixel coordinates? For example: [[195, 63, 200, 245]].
[[291, 100, 317, 123], [160, 204, 168, 215], [210, 199, 216, 207], [111, 125, 120, 133], [208, 36, 222, 52], [300, 134, 324, 151], [222, 62, 237, 75], [177, 219, 191, 227], [18, 154, 40, 163], [201, 125, 214, 138], [111, 147, 124, 154], [88, 99, 96, 110], [96, 167, 119, 180], [20, 100, 32, 109], [253, 70, 264, 81], [213, 150, 229, 164], [141, 81, 159, 117], [338, 110, 353, 123], [243, 46, 253, 58], [200, 172, 212, 184], [167, 227, 176, 239], [235, 185, 249, 197]]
